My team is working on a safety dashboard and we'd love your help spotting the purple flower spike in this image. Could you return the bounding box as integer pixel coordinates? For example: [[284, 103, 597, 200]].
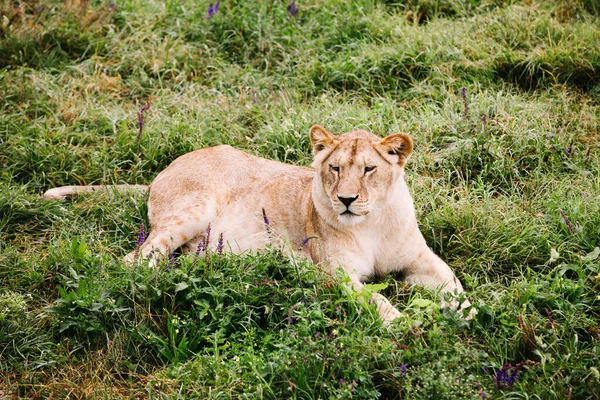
[[195, 240, 205, 256], [203, 224, 212, 251], [217, 232, 224, 256], [262, 208, 272, 236], [137, 100, 150, 129], [168, 252, 175, 270], [585, 147, 591, 164], [398, 364, 408, 377], [136, 100, 150, 153], [133, 223, 146, 259], [208, 1, 220, 18], [137, 223, 146, 245], [460, 87, 469, 117], [495, 363, 519, 388], [565, 140, 573, 156], [559, 209, 575, 234], [287, 1, 298, 16]]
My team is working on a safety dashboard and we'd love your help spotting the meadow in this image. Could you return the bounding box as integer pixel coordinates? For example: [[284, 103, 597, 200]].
[[1, 0, 599, 398]]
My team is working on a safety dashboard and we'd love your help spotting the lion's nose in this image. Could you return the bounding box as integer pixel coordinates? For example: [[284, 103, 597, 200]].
[[337, 195, 358, 208]]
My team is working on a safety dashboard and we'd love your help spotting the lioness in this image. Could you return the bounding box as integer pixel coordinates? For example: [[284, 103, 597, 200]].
[[44, 125, 471, 321]]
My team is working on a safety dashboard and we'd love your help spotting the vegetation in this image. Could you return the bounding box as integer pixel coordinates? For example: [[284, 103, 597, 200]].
[[1, 0, 599, 398]]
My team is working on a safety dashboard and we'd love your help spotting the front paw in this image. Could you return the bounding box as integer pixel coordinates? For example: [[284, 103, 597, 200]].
[[372, 293, 403, 323], [445, 297, 477, 320]]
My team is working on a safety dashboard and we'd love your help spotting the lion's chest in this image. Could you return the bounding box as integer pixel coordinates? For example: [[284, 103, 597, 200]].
[[342, 215, 421, 278]]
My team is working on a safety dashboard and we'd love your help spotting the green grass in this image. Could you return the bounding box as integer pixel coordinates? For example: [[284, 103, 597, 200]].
[[1, 0, 600, 398]]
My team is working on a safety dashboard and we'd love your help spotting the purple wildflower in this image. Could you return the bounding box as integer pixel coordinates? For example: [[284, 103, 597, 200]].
[[301, 237, 310, 247], [565, 141, 573, 156], [398, 364, 408, 377], [481, 391, 486, 398], [195, 240, 205, 256], [495, 363, 519, 388], [287, 1, 298, 16], [338, 378, 345, 385], [461, 87, 469, 117], [217, 232, 224, 256], [314, 330, 321, 338], [138, 223, 146, 243], [133, 223, 146, 257], [203, 224, 212, 251], [109, 2, 116, 8], [208, 2, 220, 18], [168, 252, 175, 270], [299, 296, 313, 303], [559, 209, 575, 234], [288, 316, 297, 324], [262, 208, 271, 235], [136, 100, 150, 153], [585, 147, 591, 164]]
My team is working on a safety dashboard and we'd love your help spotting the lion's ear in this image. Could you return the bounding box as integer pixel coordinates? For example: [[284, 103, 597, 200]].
[[379, 133, 413, 167], [309, 125, 336, 153]]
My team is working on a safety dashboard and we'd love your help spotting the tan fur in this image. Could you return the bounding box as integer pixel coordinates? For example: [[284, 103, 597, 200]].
[[44, 125, 472, 322]]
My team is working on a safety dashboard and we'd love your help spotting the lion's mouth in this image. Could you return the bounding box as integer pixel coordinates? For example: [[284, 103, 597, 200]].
[[341, 210, 357, 216]]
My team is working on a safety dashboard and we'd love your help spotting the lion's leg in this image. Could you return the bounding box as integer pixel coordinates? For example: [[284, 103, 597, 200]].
[[124, 227, 188, 266], [403, 251, 463, 292], [402, 250, 475, 318], [125, 201, 218, 266], [347, 274, 402, 323]]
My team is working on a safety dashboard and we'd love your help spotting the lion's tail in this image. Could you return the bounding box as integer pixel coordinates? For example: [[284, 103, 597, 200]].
[[43, 184, 149, 200]]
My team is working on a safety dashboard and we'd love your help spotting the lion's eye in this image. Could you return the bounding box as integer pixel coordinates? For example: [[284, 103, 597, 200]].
[[330, 165, 340, 172], [364, 166, 376, 173]]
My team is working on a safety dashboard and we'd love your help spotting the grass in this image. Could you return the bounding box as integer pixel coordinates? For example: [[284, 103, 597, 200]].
[[1, 0, 599, 398]]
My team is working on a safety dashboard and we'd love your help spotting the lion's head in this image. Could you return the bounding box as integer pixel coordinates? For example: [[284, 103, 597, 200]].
[[309, 125, 413, 225]]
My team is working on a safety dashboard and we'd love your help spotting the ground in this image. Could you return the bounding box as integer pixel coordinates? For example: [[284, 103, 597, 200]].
[[0, 0, 599, 398]]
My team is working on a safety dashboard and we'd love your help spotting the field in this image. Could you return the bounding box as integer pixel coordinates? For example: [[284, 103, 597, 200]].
[[1, 0, 600, 398]]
